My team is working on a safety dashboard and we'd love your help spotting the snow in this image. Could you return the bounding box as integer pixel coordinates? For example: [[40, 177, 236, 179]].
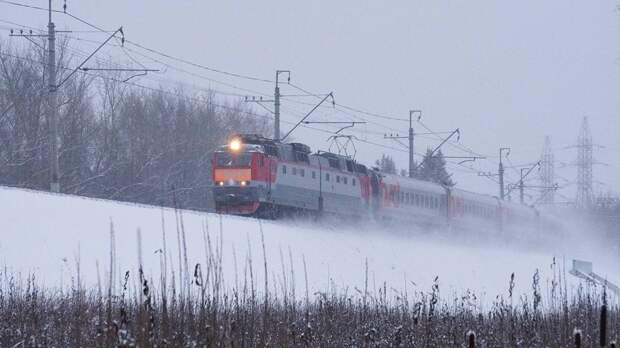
[[1, 186, 618, 305]]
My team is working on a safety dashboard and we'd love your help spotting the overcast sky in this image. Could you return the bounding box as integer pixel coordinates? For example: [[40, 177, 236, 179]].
[[3, 0, 619, 202]]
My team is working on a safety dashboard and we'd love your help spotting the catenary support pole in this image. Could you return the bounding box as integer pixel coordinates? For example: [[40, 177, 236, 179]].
[[48, 0, 59, 193]]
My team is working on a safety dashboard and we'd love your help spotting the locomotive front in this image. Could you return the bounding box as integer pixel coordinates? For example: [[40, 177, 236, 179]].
[[212, 135, 275, 215]]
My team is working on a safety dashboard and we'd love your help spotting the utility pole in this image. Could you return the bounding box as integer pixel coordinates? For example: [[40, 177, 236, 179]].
[[503, 160, 540, 204], [274, 70, 290, 141], [245, 70, 289, 141], [499, 147, 510, 200], [408, 110, 417, 178], [47, 0, 60, 193], [384, 110, 421, 178]]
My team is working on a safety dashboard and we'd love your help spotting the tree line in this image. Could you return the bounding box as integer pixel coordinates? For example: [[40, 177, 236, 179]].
[[0, 40, 271, 210]]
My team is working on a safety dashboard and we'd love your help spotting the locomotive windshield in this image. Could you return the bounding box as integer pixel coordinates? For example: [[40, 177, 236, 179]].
[[215, 152, 252, 167]]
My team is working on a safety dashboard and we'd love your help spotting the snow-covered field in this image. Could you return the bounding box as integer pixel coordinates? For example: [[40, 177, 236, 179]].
[[1, 186, 618, 305]]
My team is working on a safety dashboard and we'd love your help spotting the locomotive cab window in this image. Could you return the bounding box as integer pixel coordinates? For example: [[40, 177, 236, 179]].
[[215, 153, 252, 167]]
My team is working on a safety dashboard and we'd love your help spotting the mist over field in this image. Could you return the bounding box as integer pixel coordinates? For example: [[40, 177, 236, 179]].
[[2, 186, 617, 305]]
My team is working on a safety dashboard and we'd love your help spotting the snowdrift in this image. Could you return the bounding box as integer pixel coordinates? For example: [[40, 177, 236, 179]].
[[1, 186, 618, 304]]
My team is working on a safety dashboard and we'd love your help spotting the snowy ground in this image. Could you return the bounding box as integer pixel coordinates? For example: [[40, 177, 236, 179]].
[[1, 186, 618, 306]]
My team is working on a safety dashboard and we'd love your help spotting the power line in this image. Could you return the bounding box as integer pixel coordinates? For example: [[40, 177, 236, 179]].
[[1, 1, 275, 83], [63, 9, 276, 84]]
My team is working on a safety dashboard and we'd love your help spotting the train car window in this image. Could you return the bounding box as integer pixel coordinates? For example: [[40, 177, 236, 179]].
[[325, 173, 330, 181], [300, 169, 305, 177], [343, 177, 348, 185], [312, 171, 316, 179], [282, 165, 287, 174], [336, 176, 340, 183], [292, 167, 297, 175], [424, 196, 429, 208], [352, 178, 356, 186]]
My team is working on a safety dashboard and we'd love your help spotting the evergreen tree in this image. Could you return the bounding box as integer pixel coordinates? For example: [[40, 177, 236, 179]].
[[375, 154, 397, 174], [418, 149, 454, 186]]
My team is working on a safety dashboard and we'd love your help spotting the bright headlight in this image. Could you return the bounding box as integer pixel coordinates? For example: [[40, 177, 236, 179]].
[[229, 139, 242, 151]]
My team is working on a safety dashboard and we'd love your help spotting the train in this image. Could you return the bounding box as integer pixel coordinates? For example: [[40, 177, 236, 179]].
[[211, 134, 558, 236]]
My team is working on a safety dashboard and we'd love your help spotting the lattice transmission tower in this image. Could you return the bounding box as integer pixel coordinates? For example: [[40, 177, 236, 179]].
[[575, 116, 594, 208], [539, 136, 555, 204]]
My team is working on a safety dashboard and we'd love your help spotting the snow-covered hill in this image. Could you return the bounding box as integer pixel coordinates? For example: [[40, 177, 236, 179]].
[[1, 186, 617, 304]]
